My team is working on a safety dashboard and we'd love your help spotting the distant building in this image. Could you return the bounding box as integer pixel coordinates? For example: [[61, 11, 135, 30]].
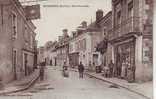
[[43, 41, 53, 65], [0, 0, 38, 82], [42, 41, 58, 66], [37, 46, 45, 65], [69, 14, 104, 69], [49, 41, 58, 66], [53, 29, 70, 66]]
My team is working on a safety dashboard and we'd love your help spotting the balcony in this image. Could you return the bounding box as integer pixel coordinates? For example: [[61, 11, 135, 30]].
[[108, 17, 140, 40]]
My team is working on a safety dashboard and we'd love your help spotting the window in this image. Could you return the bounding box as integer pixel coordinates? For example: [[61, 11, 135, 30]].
[[115, 3, 121, 25], [13, 49, 17, 66], [12, 12, 17, 39], [82, 39, 86, 51], [76, 42, 79, 51], [24, 25, 29, 42], [30, 35, 33, 49], [128, 1, 133, 18], [69, 44, 73, 52], [117, 11, 121, 25]]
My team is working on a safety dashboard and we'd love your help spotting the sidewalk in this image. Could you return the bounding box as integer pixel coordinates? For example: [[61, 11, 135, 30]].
[[70, 68, 152, 99], [86, 72, 153, 99], [0, 69, 40, 95]]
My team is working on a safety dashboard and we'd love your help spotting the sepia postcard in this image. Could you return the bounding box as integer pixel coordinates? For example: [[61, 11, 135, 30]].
[[0, 0, 154, 99]]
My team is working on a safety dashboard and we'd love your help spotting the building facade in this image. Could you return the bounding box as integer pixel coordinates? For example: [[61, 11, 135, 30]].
[[53, 29, 70, 66], [0, 0, 37, 83], [43, 41, 53, 65], [107, 0, 153, 82], [37, 46, 45, 65], [96, 11, 112, 67], [69, 20, 103, 70]]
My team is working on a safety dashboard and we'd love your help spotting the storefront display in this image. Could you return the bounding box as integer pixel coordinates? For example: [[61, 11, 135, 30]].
[[114, 40, 135, 81]]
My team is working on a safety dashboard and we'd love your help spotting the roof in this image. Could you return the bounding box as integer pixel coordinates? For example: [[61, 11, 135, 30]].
[[97, 11, 112, 24], [86, 22, 100, 32]]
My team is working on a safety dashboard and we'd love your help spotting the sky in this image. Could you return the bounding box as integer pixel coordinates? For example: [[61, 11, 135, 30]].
[[28, 0, 112, 47]]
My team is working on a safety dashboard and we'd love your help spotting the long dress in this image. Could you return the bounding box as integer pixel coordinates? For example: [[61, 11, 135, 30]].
[[121, 62, 126, 78]]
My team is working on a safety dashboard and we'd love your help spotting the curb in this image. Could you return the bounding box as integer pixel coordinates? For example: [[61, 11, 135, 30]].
[[85, 73, 151, 99], [0, 70, 40, 95], [70, 69, 151, 99]]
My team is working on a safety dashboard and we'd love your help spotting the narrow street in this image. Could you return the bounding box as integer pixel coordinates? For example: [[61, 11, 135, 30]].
[[1, 66, 148, 99]]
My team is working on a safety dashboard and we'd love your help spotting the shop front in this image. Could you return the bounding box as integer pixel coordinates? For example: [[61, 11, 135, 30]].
[[69, 52, 79, 68], [111, 35, 136, 82]]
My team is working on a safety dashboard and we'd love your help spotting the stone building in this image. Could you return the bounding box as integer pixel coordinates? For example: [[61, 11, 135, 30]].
[[43, 41, 53, 65], [49, 41, 58, 66], [0, 0, 37, 83], [54, 29, 70, 66], [96, 11, 112, 67], [37, 46, 45, 65], [42, 41, 58, 66], [107, 0, 153, 82], [69, 16, 103, 69]]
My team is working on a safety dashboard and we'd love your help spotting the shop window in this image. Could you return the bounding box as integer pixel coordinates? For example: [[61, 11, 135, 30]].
[[82, 39, 86, 51]]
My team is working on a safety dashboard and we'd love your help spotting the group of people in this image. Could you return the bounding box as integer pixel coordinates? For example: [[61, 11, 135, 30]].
[[103, 60, 126, 78], [103, 59, 135, 82], [39, 58, 135, 82]]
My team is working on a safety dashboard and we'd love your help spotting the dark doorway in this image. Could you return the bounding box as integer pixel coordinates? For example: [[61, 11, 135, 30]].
[[50, 60, 52, 66], [13, 50, 17, 80], [24, 53, 28, 76]]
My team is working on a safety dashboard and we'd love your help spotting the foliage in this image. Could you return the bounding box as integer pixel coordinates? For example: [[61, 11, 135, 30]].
[[96, 38, 108, 54]]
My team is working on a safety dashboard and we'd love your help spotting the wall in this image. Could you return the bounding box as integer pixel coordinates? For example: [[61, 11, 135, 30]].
[[0, 2, 15, 83], [0, 0, 36, 82]]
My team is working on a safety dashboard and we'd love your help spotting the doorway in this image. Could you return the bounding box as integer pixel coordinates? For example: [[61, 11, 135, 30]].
[[13, 49, 17, 80], [24, 53, 28, 76]]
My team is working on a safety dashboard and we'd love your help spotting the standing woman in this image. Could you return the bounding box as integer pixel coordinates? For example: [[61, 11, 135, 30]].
[[78, 62, 84, 78], [40, 61, 45, 81], [62, 61, 69, 77], [121, 60, 126, 79]]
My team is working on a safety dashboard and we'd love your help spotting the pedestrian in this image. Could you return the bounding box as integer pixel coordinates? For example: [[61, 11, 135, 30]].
[[89, 61, 92, 72], [132, 65, 136, 82], [92, 62, 95, 72], [103, 65, 109, 78], [63, 61, 68, 71], [40, 61, 45, 81], [108, 60, 114, 77], [62, 61, 69, 77], [78, 62, 84, 78], [121, 60, 126, 79]]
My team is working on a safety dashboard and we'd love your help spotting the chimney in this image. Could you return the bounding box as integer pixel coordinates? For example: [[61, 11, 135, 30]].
[[72, 31, 77, 37], [58, 36, 63, 41], [81, 21, 87, 28], [96, 9, 103, 22], [62, 29, 69, 38]]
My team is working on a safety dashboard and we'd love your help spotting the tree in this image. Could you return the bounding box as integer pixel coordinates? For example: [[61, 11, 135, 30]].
[[96, 38, 108, 66], [96, 38, 108, 54]]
